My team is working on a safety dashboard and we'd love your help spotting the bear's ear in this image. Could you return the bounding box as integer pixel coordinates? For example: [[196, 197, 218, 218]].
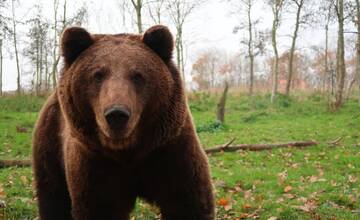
[[142, 25, 174, 62], [61, 27, 94, 66]]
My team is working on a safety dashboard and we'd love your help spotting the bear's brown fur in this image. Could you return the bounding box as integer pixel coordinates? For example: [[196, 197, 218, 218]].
[[32, 25, 215, 220]]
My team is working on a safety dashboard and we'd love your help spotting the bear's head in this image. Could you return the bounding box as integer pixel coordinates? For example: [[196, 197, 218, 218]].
[[58, 25, 186, 151]]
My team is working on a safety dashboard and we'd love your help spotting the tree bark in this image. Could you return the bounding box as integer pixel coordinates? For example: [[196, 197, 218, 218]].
[[325, 18, 330, 93], [131, 0, 143, 34], [247, 1, 254, 95], [356, 0, 360, 106], [51, 0, 59, 89], [334, 0, 346, 110], [271, 0, 282, 103], [0, 39, 2, 96], [285, 0, 304, 95], [0, 159, 32, 168], [216, 82, 229, 123], [12, 0, 21, 95]]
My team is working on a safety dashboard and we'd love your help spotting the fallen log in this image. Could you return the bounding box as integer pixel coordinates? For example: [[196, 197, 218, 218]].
[[205, 140, 318, 154], [0, 159, 32, 168], [0, 140, 318, 168]]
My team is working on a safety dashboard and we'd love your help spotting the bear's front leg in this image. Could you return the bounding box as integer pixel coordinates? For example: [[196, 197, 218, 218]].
[[64, 143, 136, 220], [139, 140, 215, 220]]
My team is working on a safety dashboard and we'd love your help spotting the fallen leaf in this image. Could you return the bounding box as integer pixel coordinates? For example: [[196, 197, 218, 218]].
[[295, 199, 317, 213], [0, 184, 5, 199], [20, 175, 28, 185], [243, 203, 251, 210], [284, 186, 292, 193], [218, 198, 229, 206], [283, 193, 295, 199], [277, 170, 287, 185], [239, 213, 249, 219], [348, 175, 358, 183], [224, 204, 232, 211], [244, 190, 252, 199], [16, 126, 28, 133]]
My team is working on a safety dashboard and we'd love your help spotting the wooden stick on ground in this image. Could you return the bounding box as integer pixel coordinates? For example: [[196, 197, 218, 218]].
[[0, 159, 32, 168], [0, 140, 318, 168], [205, 140, 318, 154]]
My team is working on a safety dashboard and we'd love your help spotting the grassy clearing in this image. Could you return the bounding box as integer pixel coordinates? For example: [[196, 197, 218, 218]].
[[0, 93, 359, 219]]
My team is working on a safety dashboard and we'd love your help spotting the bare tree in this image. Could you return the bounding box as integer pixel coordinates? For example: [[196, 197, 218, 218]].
[[148, 0, 165, 24], [323, 0, 335, 94], [11, 0, 21, 95], [285, 0, 305, 95], [191, 49, 223, 89], [0, 0, 11, 96], [167, 0, 202, 83], [130, 0, 144, 33], [25, 4, 49, 95], [333, 0, 346, 109], [50, 0, 87, 89], [232, 0, 263, 95], [50, 0, 60, 89], [269, 0, 284, 103], [356, 0, 360, 106]]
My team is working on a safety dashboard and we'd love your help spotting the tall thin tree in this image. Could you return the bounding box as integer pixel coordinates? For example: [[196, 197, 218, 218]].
[[334, 0, 346, 109], [269, 0, 283, 103], [356, 0, 360, 106], [11, 0, 21, 95], [167, 0, 202, 83], [285, 0, 305, 95], [131, 0, 143, 33]]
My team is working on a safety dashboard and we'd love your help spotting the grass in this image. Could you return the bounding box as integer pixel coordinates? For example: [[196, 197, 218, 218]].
[[0, 93, 359, 219]]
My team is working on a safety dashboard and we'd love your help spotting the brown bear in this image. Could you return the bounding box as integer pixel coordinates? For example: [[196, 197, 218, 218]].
[[32, 25, 215, 220]]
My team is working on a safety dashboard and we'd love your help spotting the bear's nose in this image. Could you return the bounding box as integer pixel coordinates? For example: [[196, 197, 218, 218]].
[[104, 106, 130, 129]]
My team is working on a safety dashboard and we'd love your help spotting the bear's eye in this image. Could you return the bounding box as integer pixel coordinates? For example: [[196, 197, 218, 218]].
[[93, 71, 105, 83], [130, 72, 145, 86]]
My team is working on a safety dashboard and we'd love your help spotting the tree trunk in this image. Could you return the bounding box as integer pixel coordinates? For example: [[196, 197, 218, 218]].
[[12, 0, 21, 95], [334, 0, 346, 110], [247, 2, 254, 95], [131, 0, 143, 34], [285, 0, 303, 95], [39, 38, 43, 94], [0, 39, 2, 96], [271, 2, 281, 103], [216, 82, 229, 123], [356, 0, 360, 106], [205, 140, 318, 154], [36, 34, 40, 96], [51, 0, 59, 89], [325, 21, 330, 93]]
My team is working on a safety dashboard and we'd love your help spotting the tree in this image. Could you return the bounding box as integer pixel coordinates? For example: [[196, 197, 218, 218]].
[[25, 4, 49, 95], [50, 0, 87, 89], [216, 82, 229, 123], [269, 0, 284, 103], [148, 0, 165, 24], [191, 49, 222, 89], [232, 0, 266, 95], [130, 0, 144, 33], [333, 0, 346, 109], [167, 0, 203, 83], [356, 0, 360, 106], [11, 0, 21, 95], [285, 0, 305, 95], [0, 0, 11, 96]]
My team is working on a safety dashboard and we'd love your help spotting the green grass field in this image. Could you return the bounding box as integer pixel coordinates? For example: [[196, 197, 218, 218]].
[[0, 93, 359, 219]]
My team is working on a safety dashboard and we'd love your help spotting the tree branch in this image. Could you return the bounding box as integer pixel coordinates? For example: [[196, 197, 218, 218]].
[[205, 140, 318, 154]]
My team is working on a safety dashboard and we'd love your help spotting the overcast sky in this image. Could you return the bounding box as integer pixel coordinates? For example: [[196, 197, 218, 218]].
[[1, 0, 355, 91]]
